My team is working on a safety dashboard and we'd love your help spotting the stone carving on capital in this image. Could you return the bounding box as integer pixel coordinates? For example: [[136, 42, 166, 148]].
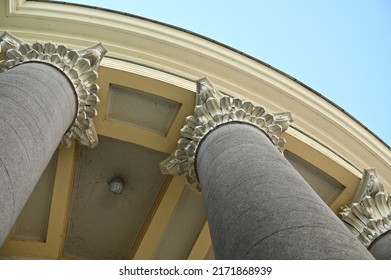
[[160, 77, 293, 184], [0, 31, 107, 148], [340, 169, 391, 247]]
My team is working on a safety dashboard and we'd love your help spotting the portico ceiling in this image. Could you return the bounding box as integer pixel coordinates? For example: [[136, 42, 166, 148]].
[[0, 63, 367, 259]]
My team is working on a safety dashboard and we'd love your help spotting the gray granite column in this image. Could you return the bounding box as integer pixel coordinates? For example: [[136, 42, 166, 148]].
[[196, 123, 373, 259], [0, 63, 76, 245], [161, 78, 373, 259], [368, 231, 391, 259], [0, 32, 106, 246]]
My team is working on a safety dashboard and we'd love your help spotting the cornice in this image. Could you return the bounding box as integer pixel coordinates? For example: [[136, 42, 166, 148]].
[[0, 31, 107, 148], [340, 169, 391, 247], [160, 78, 292, 184]]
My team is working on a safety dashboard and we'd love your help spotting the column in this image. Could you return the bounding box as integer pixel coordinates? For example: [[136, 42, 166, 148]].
[[161, 78, 374, 259], [340, 169, 391, 259], [369, 231, 391, 259], [0, 32, 106, 245]]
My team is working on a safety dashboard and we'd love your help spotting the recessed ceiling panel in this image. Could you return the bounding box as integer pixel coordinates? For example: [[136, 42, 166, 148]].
[[152, 186, 206, 260], [285, 151, 344, 204], [64, 136, 167, 259], [11, 150, 58, 242], [107, 84, 181, 135]]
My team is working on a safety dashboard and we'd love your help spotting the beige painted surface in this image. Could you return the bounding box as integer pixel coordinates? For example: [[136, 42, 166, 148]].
[[0, 144, 78, 259]]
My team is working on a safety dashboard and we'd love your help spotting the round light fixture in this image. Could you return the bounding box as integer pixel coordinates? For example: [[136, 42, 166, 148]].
[[108, 177, 124, 194]]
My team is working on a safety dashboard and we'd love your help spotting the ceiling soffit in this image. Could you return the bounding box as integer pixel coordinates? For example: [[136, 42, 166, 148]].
[[107, 84, 181, 136], [64, 136, 167, 259], [285, 151, 343, 205], [11, 150, 59, 242]]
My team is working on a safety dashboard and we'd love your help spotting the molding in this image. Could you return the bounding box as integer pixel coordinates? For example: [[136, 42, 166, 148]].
[[100, 57, 195, 93], [340, 169, 391, 247], [160, 78, 293, 184], [0, 31, 106, 148]]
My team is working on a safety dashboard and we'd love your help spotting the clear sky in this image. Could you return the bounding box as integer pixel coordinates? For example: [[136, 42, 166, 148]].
[[59, 0, 391, 146]]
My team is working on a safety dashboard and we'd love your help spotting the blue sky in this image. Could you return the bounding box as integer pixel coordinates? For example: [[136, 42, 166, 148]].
[[61, 0, 391, 146]]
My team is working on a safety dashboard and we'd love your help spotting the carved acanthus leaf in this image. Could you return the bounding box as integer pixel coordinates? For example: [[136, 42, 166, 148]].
[[0, 31, 106, 148], [160, 77, 293, 184], [340, 169, 391, 247]]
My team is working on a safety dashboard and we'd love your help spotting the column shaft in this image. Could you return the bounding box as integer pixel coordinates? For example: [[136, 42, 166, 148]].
[[368, 231, 391, 259], [196, 123, 374, 259], [0, 62, 76, 245]]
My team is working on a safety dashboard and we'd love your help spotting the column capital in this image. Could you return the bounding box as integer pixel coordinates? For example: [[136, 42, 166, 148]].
[[0, 31, 106, 148], [340, 169, 391, 247], [160, 77, 293, 184]]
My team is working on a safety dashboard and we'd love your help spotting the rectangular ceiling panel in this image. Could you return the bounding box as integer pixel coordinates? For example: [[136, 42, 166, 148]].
[[64, 136, 167, 259], [107, 84, 181, 136]]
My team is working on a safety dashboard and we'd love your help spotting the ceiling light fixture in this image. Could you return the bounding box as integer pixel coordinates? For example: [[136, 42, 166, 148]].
[[108, 177, 124, 194]]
